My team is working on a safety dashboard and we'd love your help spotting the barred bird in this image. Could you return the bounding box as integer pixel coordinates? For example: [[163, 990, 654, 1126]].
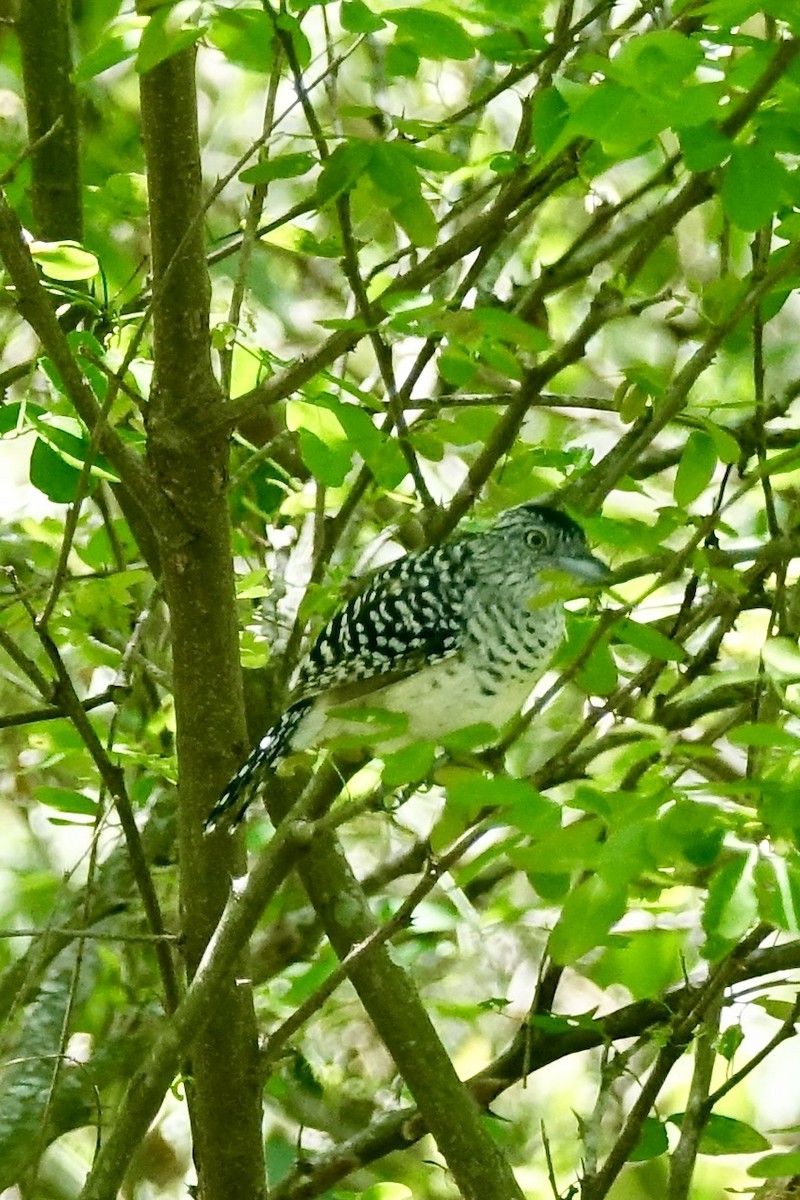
[[205, 503, 608, 830]]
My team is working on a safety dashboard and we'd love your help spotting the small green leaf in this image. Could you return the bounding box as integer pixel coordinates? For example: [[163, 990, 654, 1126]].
[[136, 3, 204, 74], [73, 33, 137, 82], [592, 929, 683, 1001], [532, 87, 570, 155], [385, 9, 473, 60], [489, 151, 521, 174], [391, 194, 437, 247], [29, 438, 83, 503], [446, 775, 544, 814], [727, 723, 800, 748], [763, 637, 800, 681], [718, 1024, 744, 1061], [471, 307, 550, 353], [361, 1184, 413, 1200], [755, 857, 800, 934], [680, 123, 731, 171], [334, 403, 407, 488], [616, 618, 687, 663], [754, 997, 799, 1022], [549, 874, 628, 965], [630, 1117, 669, 1162], [239, 152, 316, 185], [30, 240, 99, 282], [748, 1151, 800, 1179], [668, 1113, 770, 1156], [722, 142, 787, 232], [385, 41, 419, 78], [510, 817, 604, 875], [703, 852, 757, 958], [35, 786, 98, 817], [325, 705, 408, 749], [367, 143, 422, 200], [207, 8, 275, 72], [381, 741, 436, 788], [316, 141, 373, 206], [340, 0, 386, 33], [674, 430, 717, 507]]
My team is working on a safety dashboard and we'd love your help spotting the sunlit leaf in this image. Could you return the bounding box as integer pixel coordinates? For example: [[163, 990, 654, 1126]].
[[29, 241, 99, 282], [384, 9, 473, 60], [674, 431, 717, 507]]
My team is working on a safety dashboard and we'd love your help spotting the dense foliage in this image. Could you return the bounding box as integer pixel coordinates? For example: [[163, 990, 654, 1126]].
[[2, 0, 800, 1197]]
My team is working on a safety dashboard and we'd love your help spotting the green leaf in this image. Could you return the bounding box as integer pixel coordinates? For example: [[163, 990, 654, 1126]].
[[207, 8, 275, 72], [324, 705, 408, 749], [680, 123, 731, 171], [471, 308, 550, 353], [754, 997, 799, 1022], [718, 1024, 744, 1061], [391, 194, 437, 247], [630, 1117, 669, 1162], [562, 616, 617, 694], [403, 146, 461, 172], [73, 32, 137, 82], [381, 741, 436, 788], [668, 1113, 770, 1156], [29, 240, 99, 282], [722, 143, 787, 232], [286, 398, 352, 485], [385, 41, 419, 78], [616, 618, 687, 663], [446, 774, 546, 816], [361, 1184, 413, 1200], [340, 0, 386, 33], [438, 346, 477, 387], [29, 438, 83, 503], [34, 786, 98, 817], [316, 141, 373, 206], [334, 403, 407, 487], [702, 852, 757, 958], [608, 30, 704, 96], [565, 81, 632, 140], [674, 430, 717, 507], [239, 152, 316, 185], [274, 12, 311, 68], [591, 929, 683, 1000], [532, 87, 570, 155], [549, 874, 628, 965], [748, 1151, 800, 1179], [727, 723, 800, 748], [762, 637, 800, 681], [136, 3, 204, 74], [510, 817, 604, 875], [384, 9, 473, 60], [755, 857, 800, 934], [367, 143, 422, 200]]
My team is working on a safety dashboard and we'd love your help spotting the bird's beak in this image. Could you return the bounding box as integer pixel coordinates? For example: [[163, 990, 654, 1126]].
[[555, 551, 611, 584]]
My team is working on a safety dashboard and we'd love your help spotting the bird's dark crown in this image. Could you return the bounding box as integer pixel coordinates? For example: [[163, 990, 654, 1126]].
[[493, 502, 585, 543]]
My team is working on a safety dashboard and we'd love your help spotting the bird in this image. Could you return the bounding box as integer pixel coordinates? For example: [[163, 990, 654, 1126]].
[[205, 502, 609, 830]]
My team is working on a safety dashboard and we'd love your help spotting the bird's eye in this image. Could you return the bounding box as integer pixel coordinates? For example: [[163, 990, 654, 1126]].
[[525, 529, 547, 549]]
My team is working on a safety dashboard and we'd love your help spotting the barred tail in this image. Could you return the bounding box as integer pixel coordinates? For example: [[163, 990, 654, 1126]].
[[204, 700, 312, 832]]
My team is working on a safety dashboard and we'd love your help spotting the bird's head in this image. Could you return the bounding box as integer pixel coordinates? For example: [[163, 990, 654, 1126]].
[[488, 503, 610, 598]]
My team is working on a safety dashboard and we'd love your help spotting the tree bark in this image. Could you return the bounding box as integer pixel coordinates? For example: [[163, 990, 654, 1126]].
[[17, 0, 83, 240], [138, 45, 266, 1197]]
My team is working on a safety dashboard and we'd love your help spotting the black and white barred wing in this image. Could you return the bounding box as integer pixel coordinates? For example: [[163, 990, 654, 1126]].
[[205, 537, 474, 830], [295, 538, 473, 702]]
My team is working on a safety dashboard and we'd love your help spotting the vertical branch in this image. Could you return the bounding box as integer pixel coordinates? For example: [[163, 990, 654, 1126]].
[[138, 39, 266, 1198], [17, 0, 82, 239]]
